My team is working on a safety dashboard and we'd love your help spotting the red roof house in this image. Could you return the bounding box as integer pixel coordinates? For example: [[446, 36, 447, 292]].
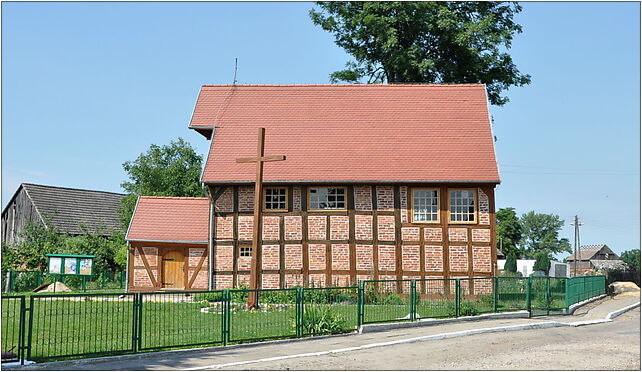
[[126, 197, 210, 291], [128, 84, 500, 292]]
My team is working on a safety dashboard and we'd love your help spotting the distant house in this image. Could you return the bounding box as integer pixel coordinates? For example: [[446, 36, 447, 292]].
[[566, 244, 626, 275], [1, 183, 126, 245]]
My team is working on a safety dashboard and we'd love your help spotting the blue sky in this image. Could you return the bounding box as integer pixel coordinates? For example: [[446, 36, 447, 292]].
[[2, 2, 639, 255]]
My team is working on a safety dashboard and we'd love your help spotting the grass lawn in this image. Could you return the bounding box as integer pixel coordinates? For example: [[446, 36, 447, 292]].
[[2, 296, 361, 362]]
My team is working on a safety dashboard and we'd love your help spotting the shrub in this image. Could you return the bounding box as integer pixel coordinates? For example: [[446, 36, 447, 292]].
[[533, 252, 551, 272], [505, 252, 518, 273], [459, 301, 480, 316], [381, 293, 405, 305], [260, 290, 296, 304], [194, 292, 225, 302], [301, 305, 346, 334]]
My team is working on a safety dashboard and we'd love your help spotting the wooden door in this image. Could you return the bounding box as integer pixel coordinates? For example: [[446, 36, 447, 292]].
[[162, 250, 185, 289]]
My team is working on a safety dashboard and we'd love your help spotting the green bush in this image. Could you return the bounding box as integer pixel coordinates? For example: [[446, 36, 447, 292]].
[[505, 252, 518, 273], [381, 293, 405, 305], [301, 305, 346, 334], [193, 292, 225, 302], [260, 290, 296, 304], [459, 301, 480, 316]]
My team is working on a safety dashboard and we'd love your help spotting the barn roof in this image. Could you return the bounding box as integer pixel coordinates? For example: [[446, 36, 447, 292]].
[[2, 183, 126, 235], [126, 196, 209, 244], [566, 250, 600, 261], [190, 84, 500, 184], [566, 244, 616, 261]]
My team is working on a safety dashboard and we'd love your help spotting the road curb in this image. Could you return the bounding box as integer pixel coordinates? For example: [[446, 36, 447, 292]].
[[185, 321, 564, 370], [567, 294, 606, 314], [2, 332, 355, 370], [606, 301, 641, 319], [359, 311, 530, 333]]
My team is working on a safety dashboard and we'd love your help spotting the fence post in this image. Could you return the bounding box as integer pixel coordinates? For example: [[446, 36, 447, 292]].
[[19, 296, 26, 365], [223, 289, 230, 345], [131, 293, 139, 353], [26, 296, 34, 361], [101, 272, 106, 289], [410, 280, 417, 321], [493, 277, 498, 313], [546, 276, 551, 315], [36, 271, 42, 289], [455, 279, 461, 317], [357, 281, 364, 328], [565, 278, 570, 314], [120, 272, 125, 289], [526, 276, 532, 315], [9, 271, 16, 293], [296, 287, 304, 337]]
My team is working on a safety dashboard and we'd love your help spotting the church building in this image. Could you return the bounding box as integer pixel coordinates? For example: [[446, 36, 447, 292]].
[[126, 84, 500, 292]]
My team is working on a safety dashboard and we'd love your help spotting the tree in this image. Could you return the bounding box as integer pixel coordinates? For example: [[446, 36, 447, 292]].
[[519, 211, 571, 258], [496, 207, 522, 258], [2, 219, 128, 273], [533, 251, 551, 272], [119, 138, 206, 227], [61, 226, 128, 272], [309, 1, 531, 105], [504, 252, 517, 273], [5, 220, 67, 271], [620, 249, 640, 272]]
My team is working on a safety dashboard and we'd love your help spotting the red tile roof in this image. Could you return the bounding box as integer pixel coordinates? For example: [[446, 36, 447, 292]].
[[191, 84, 499, 183], [126, 196, 209, 243]]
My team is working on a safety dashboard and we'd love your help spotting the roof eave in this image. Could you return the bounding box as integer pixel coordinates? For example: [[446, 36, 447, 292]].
[[126, 238, 208, 245], [202, 179, 501, 185]]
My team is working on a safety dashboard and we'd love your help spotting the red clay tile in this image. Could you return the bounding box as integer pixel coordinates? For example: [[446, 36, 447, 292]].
[[126, 196, 209, 243], [190, 84, 499, 183]]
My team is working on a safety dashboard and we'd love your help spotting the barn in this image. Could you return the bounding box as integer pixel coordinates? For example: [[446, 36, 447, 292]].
[[127, 84, 500, 292], [2, 183, 125, 245]]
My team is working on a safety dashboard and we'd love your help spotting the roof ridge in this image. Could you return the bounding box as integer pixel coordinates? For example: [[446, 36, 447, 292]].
[[23, 183, 126, 196], [140, 196, 209, 200], [201, 83, 486, 88]]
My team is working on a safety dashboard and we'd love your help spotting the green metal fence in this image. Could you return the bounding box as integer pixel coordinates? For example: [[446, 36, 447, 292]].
[[27, 293, 137, 361], [1, 296, 26, 363], [1, 275, 606, 364], [1, 271, 126, 294], [362, 275, 607, 323], [565, 275, 606, 310], [139, 290, 225, 351], [301, 286, 359, 336]]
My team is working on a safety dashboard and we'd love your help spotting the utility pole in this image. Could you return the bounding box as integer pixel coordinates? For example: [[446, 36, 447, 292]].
[[571, 216, 583, 277]]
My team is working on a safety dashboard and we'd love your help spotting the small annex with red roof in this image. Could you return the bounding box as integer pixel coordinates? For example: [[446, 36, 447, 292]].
[[126, 196, 210, 291], [128, 84, 500, 292]]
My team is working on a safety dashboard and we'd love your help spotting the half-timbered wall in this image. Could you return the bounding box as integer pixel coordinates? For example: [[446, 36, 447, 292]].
[[210, 184, 497, 290], [128, 242, 209, 292]]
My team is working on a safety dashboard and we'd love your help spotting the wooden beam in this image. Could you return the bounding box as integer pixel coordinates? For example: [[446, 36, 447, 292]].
[[236, 155, 286, 163]]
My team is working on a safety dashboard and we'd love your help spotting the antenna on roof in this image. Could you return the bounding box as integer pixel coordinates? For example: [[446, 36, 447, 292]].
[[233, 58, 238, 85]]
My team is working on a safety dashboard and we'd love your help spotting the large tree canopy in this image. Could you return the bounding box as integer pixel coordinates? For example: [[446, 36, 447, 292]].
[[119, 138, 206, 227], [519, 211, 571, 258], [310, 1, 531, 105]]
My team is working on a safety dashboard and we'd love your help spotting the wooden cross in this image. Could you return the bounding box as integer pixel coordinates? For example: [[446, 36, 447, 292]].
[[236, 128, 286, 306]]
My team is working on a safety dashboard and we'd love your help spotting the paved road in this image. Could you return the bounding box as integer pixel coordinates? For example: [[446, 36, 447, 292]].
[[12, 295, 640, 370], [225, 308, 639, 370]]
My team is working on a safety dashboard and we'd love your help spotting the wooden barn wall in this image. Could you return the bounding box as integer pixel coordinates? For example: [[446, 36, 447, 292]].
[[209, 184, 497, 291], [1, 187, 42, 245]]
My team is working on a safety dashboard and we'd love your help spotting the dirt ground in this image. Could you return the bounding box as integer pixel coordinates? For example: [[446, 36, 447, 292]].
[[224, 308, 640, 370]]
